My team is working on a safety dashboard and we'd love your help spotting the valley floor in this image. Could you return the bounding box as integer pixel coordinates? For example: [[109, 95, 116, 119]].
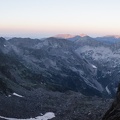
[[0, 88, 112, 120]]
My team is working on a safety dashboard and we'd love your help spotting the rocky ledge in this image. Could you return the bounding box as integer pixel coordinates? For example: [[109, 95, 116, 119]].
[[103, 84, 120, 120]]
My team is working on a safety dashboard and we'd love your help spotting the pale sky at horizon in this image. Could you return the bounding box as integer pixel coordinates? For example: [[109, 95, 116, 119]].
[[0, 0, 120, 38]]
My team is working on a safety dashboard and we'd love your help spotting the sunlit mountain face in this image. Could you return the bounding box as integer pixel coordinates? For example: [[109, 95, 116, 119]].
[[54, 34, 88, 39]]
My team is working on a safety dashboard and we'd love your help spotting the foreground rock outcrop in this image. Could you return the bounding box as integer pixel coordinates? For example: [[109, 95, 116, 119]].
[[103, 84, 120, 120]]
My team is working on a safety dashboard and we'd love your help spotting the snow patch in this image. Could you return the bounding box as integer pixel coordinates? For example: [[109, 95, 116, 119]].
[[13, 93, 23, 98], [81, 76, 103, 92], [0, 112, 55, 120], [106, 86, 111, 95], [8, 95, 12, 97], [91, 64, 97, 69]]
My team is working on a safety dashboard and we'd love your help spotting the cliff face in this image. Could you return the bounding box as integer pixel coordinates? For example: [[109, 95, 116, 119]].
[[103, 84, 120, 120]]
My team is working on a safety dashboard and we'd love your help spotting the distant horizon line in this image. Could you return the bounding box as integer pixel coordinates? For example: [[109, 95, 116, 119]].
[[1, 33, 120, 40], [0, 33, 120, 39]]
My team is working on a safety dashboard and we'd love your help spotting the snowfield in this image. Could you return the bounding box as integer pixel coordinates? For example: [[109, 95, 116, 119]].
[[0, 112, 55, 120]]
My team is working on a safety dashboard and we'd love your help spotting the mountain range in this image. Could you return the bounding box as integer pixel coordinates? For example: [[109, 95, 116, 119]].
[[1, 34, 120, 98], [1, 34, 120, 119]]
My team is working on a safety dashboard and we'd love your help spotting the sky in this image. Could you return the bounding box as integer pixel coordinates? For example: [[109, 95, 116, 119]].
[[0, 0, 120, 38]]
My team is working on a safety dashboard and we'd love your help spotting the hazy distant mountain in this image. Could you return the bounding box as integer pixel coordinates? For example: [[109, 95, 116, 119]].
[[54, 34, 75, 39], [55, 34, 120, 44], [96, 35, 120, 43], [68, 35, 90, 42], [54, 34, 88, 39], [55, 34, 120, 43], [106, 35, 120, 38]]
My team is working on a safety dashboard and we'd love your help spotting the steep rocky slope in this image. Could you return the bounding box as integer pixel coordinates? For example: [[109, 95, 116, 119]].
[[0, 37, 44, 95], [103, 84, 120, 120], [8, 37, 103, 96], [72, 36, 120, 97]]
